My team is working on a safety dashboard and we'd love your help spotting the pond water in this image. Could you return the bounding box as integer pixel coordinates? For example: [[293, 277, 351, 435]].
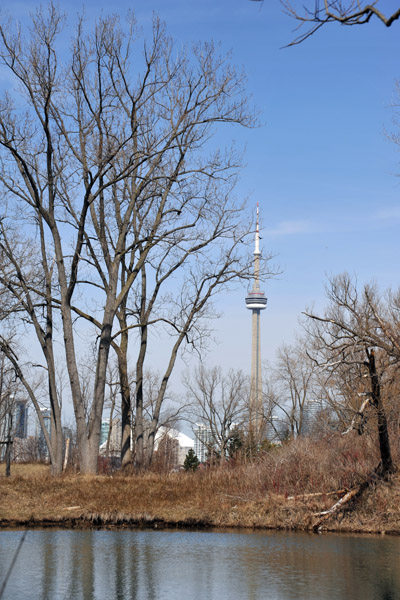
[[0, 529, 399, 599]]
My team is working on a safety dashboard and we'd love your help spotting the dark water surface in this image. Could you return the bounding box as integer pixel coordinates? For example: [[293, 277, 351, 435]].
[[0, 529, 399, 599]]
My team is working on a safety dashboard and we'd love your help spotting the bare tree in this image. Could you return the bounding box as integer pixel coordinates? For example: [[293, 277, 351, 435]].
[[131, 370, 187, 468], [0, 225, 64, 474], [63, 15, 263, 468], [250, 1, 400, 45], [259, 371, 284, 441], [0, 5, 258, 473], [132, 218, 265, 469], [0, 352, 19, 476], [184, 366, 249, 462], [284, 1, 400, 45], [271, 340, 319, 438], [304, 273, 397, 475]]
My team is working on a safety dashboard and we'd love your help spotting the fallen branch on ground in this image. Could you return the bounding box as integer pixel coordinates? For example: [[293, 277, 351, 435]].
[[312, 481, 370, 531], [287, 489, 346, 501]]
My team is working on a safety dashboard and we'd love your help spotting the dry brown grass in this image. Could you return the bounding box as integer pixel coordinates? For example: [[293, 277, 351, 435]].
[[0, 463, 49, 477], [0, 434, 398, 533]]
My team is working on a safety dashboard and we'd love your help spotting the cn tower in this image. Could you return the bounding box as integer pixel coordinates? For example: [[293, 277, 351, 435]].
[[245, 203, 267, 439]]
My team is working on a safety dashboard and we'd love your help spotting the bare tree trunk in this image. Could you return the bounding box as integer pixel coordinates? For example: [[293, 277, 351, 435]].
[[134, 263, 148, 470], [63, 438, 70, 471], [5, 440, 12, 477], [105, 398, 115, 459], [120, 363, 132, 467], [367, 349, 394, 475], [50, 416, 63, 476], [116, 319, 132, 468], [134, 344, 146, 469]]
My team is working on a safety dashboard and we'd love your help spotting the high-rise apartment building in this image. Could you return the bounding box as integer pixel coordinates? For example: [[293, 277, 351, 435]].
[[193, 423, 212, 463], [15, 401, 28, 439]]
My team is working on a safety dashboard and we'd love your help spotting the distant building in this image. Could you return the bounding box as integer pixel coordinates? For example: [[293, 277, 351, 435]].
[[99, 417, 121, 457], [100, 420, 110, 446], [153, 427, 194, 469], [1, 398, 29, 461], [38, 408, 51, 460], [265, 416, 287, 443], [193, 423, 212, 463], [14, 401, 28, 439], [109, 417, 122, 454], [302, 400, 322, 436]]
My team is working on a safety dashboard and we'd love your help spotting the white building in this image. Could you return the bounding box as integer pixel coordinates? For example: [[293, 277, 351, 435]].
[[155, 427, 194, 467]]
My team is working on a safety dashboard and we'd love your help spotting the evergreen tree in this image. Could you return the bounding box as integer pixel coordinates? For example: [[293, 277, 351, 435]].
[[183, 449, 200, 471]]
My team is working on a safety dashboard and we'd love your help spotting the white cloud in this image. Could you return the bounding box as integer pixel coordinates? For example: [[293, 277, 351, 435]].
[[266, 219, 321, 236], [267, 204, 400, 238], [375, 206, 400, 221]]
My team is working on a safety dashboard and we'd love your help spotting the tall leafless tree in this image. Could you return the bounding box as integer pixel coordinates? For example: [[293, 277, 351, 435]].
[[0, 224, 64, 473], [0, 5, 261, 473]]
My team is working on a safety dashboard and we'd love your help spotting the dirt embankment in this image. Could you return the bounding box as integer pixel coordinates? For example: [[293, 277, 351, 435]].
[[1, 464, 400, 534]]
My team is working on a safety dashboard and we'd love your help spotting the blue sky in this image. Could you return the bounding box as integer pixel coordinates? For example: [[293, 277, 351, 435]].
[[1, 0, 399, 378]]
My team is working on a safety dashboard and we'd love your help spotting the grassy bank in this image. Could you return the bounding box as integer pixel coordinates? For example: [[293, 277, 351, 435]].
[[1, 436, 400, 534], [1, 467, 399, 534], [0, 436, 400, 533]]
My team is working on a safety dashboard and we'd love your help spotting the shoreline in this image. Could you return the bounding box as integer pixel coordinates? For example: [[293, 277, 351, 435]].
[[0, 516, 399, 536]]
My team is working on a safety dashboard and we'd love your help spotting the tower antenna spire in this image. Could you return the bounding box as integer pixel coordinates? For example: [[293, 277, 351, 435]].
[[255, 201, 260, 256]]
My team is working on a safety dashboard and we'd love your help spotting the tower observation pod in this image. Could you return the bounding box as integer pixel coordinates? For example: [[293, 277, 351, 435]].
[[246, 203, 267, 441], [245, 291, 268, 310]]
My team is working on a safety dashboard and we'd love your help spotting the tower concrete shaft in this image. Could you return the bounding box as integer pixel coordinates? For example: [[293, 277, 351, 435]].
[[245, 203, 267, 440]]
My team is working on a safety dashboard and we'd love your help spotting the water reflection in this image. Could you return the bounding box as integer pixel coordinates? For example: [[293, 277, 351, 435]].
[[0, 529, 399, 600]]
